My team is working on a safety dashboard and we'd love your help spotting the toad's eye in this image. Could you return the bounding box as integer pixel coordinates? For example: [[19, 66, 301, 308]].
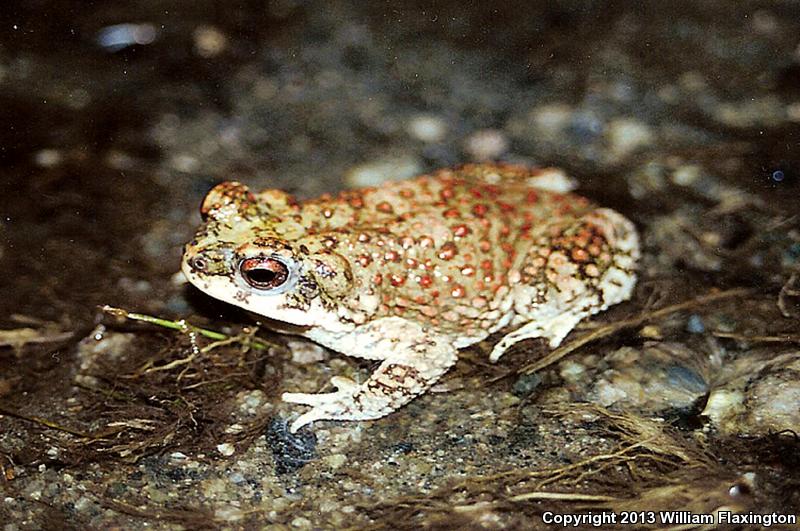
[[239, 257, 289, 290]]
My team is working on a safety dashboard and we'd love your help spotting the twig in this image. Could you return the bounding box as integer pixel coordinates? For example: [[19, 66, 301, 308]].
[[508, 491, 618, 502], [519, 287, 754, 375], [0, 405, 92, 438], [101, 305, 273, 351], [712, 331, 800, 343]]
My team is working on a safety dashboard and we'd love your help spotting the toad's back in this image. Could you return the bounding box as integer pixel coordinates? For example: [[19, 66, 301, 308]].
[[288, 164, 636, 346]]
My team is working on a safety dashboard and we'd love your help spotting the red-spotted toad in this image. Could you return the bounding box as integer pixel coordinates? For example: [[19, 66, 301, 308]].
[[182, 164, 639, 431]]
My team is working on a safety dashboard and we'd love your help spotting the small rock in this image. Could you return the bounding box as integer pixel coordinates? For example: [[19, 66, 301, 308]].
[[216, 443, 235, 457], [33, 149, 62, 168], [287, 340, 328, 364], [193, 26, 227, 58], [464, 129, 509, 160], [512, 373, 542, 397], [324, 453, 347, 470], [686, 315, 706, 334], [291, 516, 313, 529], [606, 118, 654, 161], [345, 154, 422, 188], [406, 114, 447, 143]]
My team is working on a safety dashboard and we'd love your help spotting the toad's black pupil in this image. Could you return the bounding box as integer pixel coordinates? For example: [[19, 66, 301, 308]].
[[247, 268, 276, 284], [240, 257, 289, 290]]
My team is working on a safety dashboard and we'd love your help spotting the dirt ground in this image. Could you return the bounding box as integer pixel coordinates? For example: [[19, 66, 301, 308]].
[[1, 1, 799, 529]]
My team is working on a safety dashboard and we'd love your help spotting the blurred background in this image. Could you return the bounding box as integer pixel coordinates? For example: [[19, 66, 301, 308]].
[[1, 2, 799, 528], [1, 0, 798, 324]]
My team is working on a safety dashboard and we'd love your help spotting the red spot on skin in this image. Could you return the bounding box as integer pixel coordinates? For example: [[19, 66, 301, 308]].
[[502, 258, 513, 269], [376, 201, 394, 214], [373, 273, 383, 285], [480, 259, 493, 271], [399, 189, 415, 198], [390, 274, 406, 287], [498, 202, 515, 213], [384, 250, 400, 262], [483, 184, 500, 197], [526, 190, 539, 204], [461, 265, 475, 276], [588, 244, 602, 257], [418, 274, 433, 287], [479, 240, 491, 252], [556, 204, 573, 216], [571, 248, 590, 262], [440, 188, 455, 201], [358, 233, 371, 243], [438, 242, 458, 260], [501, 242, 514, 254], [431, 289, 440, 298], [357, 255, 372, 267], [452, 224, 471, 238], [406, 258, 418, 269], [451, 284, 466, 298], [521, 222, 533, 232], [471, 189, 484, 199], [400, 236, 415, 249], [500, 226, 511, 236], [349, 196, 365, 209], [419, 236, 435, 248], [443, 208, 460, 218], [414, 295, 426, 304], [471, 203, 489, 217]]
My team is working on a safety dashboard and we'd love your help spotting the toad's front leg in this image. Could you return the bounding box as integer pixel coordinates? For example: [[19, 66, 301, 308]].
[[282, 319, 457, 432]]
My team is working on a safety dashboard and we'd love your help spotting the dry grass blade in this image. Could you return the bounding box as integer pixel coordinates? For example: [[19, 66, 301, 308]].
[[508, 492, 618, 502], [712, 331, 800, 343]]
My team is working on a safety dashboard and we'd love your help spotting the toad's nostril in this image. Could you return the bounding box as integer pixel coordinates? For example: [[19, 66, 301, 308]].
[[190, 256, 208, 271]]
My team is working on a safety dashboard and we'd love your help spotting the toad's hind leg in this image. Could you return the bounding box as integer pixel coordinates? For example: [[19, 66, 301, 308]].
[[489, 208, 639, 362], [283, 318, 458, 432]]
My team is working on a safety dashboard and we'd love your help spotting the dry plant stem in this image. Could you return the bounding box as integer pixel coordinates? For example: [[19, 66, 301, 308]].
[[519, 287, 754, 375], [508, 491, 618, 502], [101, 305, 273, 350], [0, 405, 92, 438], [712, 331, 800, 343]]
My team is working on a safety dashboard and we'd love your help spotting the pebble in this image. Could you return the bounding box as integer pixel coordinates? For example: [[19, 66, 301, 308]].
[[193, 26, 228, 58], [406, 114, 447, 143], [345, 154, 422, 188], [217, 443, 235, 457], [606, 118, 654, 160], [464, 129, 509, 160]]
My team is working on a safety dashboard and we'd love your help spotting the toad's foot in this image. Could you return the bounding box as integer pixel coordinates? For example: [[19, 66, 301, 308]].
[[283, 358, 451, 432], [284, 320, 458, 432], [489, 313, 583, 362]]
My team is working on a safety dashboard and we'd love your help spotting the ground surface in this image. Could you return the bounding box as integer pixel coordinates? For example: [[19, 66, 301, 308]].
[[1, 1, 799, 529]]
